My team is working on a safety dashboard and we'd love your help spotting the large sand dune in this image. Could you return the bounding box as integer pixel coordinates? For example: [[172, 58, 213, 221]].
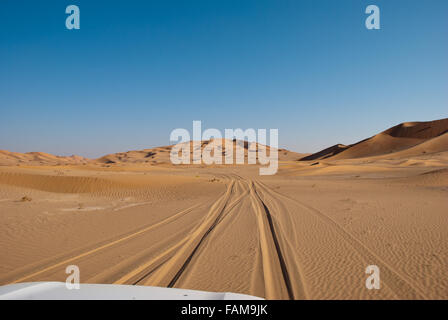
[[302, 118, 448, 161], [373, 132, 448, 159], [96, 139, 306, 166]]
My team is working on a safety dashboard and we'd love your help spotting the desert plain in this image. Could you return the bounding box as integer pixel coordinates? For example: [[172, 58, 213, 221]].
[[0, 119, 447, 299]]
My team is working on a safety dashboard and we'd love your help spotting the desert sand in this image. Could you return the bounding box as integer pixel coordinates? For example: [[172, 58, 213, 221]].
[[0, 119, 447, 299]]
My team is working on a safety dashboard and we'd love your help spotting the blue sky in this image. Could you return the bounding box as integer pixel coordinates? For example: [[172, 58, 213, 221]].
[[1, 0, 447, 158]]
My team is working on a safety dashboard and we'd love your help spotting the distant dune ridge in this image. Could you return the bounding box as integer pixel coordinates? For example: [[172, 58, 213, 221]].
[[300, 118, 448, 161], [1, 118, 447, 166], [0, 150, 89, 166], [0, 139, 306, 166], [97, 139, 306, 166]]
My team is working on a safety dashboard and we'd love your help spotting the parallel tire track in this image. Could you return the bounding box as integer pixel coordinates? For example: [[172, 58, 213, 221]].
[[130, 180, 245, 287], [112, 180, 239, 285], [256, 180, 429, 300], [248, 181, 294, 299], [251, 181, 309, 299], [6, 203, 203, 284]]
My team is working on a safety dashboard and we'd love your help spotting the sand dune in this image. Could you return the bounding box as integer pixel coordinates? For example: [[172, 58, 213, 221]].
[[96, 147, 171, 165], [383, 119, 448, 139], [96, 139, 306, 166], [330, 134, 424, 160], [372, 132, 448, 159], [14, 117, 444, 169], [302, 118, 448, 161], [300, 144, 349, 161], [0, 170, 197, 195], [1, 140, 305, 168], [0, 150, 89, 166]]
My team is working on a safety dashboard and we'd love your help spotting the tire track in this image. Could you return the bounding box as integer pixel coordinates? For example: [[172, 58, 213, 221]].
[[248, 181, 294, 299], [162, 180, 251, 287], [6, 202, 203, 284], [256, 180, 429, 299], [126, 180, 247, 287], [251, 181, 309, 299], [111, 180, 239, 284]]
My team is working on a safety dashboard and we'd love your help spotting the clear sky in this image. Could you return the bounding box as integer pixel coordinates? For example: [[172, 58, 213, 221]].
[[1, 0, 447, 158]]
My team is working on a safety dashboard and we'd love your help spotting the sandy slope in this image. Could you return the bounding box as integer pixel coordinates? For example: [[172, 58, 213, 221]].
[[372, 132, 448, 159], [303, 118, 448, 161]]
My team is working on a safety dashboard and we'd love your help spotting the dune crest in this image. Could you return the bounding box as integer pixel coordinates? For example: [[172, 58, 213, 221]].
[[301, 118, 448, 161], [95, 139, 306, 166], [0, 150, 90, 166]]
